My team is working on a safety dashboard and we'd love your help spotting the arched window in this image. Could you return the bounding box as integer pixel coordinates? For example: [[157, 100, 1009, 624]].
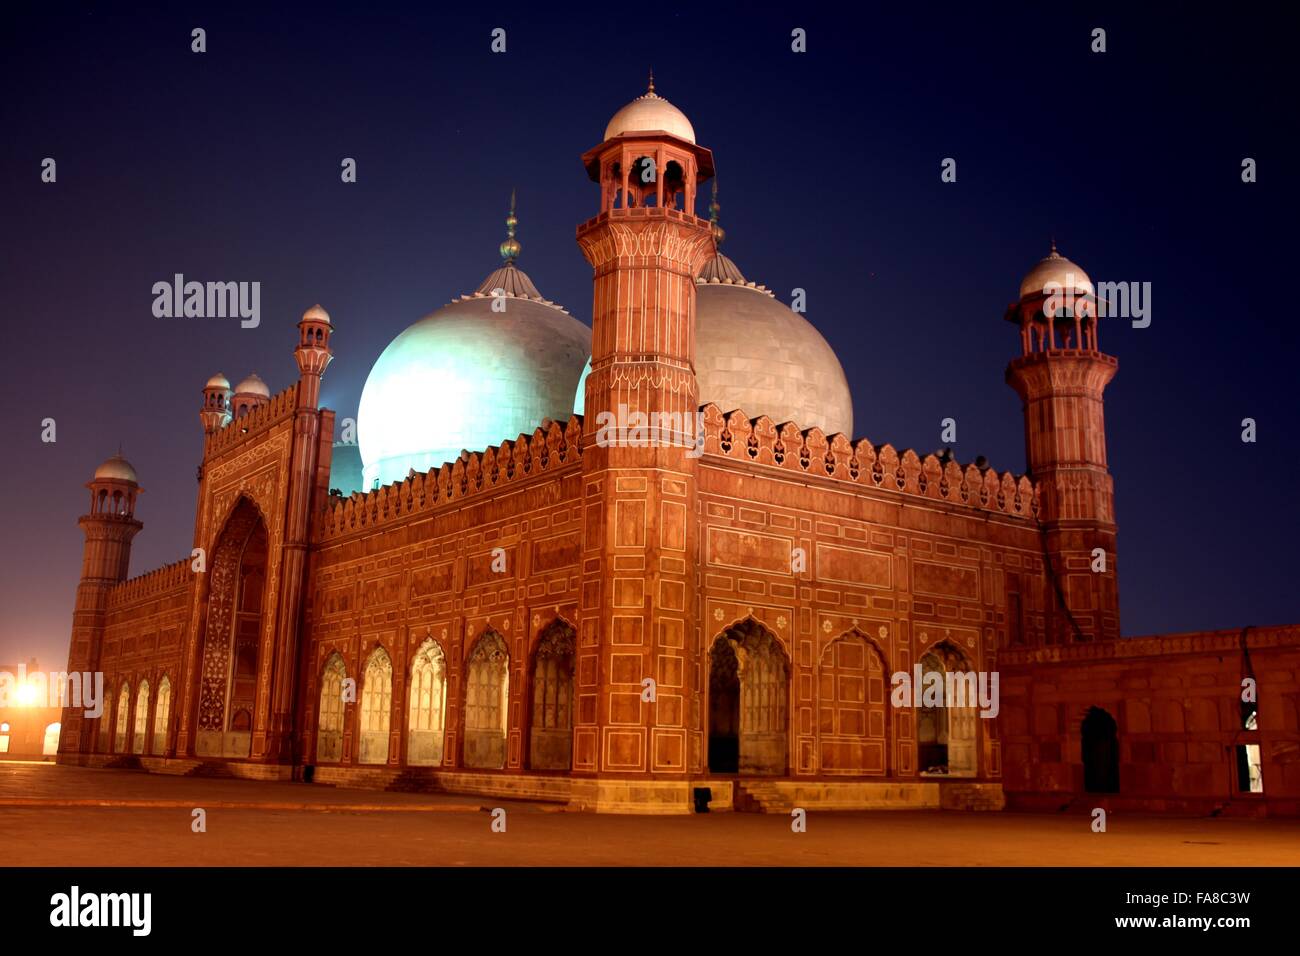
[[407, 640, 447, 766], [114, 683, 131, 753], [43, 722, 61, 756], [358, 646, 392, 765], [316, 653, 347, 763], [0, 722, 9, 754], [464, 630, 509, 769], [529, 621, 575, 770], [152, 676, 171, 755], [97, 696, 111, 752], [132, 680, 150, 754]]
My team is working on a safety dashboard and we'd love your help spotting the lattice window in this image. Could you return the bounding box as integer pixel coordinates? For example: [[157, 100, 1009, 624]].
[[360, 648, 392, 735], [318, 655, 347, 736], [152, 676, 171, 755], [531, 624, 575, 731], [114, 684, 130, 753], [408, 640, 447, 733], [466, 631, 509, 733], [132, 680, 150, 754]]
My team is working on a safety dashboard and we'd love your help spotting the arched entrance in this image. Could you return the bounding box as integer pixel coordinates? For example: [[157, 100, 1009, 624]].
[[359, 646, 393, 765], [42, 722, 61, 756], [132, 680, 150, 754], [1082, 706, 1119, 793], [464, 630, 509, 769], [917, 644, 978, 776], [195, 497, 269, 758], [407, 639, 448, 766], [316, 653, 347, 763], [152, 676, 171, 755], [707, 619, 788, 775], [528, 620, 575, 771], [114, 683, 130, 753]]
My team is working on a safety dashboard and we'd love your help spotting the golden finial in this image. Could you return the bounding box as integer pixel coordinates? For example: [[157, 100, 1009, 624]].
[[709, 178, 725, 247], [647, 67, 656, 97], [499, 188, 521, 264]]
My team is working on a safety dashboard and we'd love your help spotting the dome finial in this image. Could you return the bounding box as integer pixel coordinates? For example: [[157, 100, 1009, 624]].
[[499, 188, 521, 264], [1049, 234, 1059, 257], [647, 67, 655, 96]]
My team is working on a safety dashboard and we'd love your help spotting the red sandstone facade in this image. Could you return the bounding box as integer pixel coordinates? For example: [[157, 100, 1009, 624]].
[[57, 113, 1300, 816]]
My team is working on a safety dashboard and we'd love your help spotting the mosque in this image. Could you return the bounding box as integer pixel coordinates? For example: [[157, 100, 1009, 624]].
[[58, 80, 1300, 815]]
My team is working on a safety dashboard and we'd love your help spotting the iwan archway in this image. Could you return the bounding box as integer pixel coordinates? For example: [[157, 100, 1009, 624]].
[[194, 497, 269, 758], [708, 619, 789, 775]]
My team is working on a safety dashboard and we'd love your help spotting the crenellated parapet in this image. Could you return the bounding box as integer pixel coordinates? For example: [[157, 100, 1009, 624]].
[[699, 404, 1039, 520], [107, 558, 192, 607], [202, 383, 299, 459], [318, 415, 585, 540], [1000, 624, 1300, 665]]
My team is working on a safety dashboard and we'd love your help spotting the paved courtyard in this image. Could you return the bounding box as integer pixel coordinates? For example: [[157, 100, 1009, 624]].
[[3, 762, 1298, 867]]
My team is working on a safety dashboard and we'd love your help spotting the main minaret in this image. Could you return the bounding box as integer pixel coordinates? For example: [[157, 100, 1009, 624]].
[[573, 77, 717, 808], [1005, 243, 1120, 643], [60, 454, 143, 755]]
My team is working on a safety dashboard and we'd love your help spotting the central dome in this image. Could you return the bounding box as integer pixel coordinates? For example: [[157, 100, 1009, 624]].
[[358, 206, 590, 490], [574, 247, 853, 438], [604, 76, 696, 144]]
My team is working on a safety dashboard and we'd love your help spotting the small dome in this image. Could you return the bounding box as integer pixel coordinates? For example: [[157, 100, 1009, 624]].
[[234, 373, 271, 397], [303, 303, 331, 325], [1019, 242, 1094, 299], [204, 373, 231, 391], [604, 78, 695, 144], [94, 454, 138, 483]]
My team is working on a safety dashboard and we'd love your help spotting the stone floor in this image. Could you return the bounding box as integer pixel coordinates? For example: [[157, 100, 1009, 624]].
[[5, 762, 1299, 867]]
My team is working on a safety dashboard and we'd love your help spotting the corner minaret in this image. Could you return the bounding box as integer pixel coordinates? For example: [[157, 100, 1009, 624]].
[[200, 373, 232, 435], [265, 303, 335, 763], [61, 454, 143, 754], [1005, 243, 1120, 643], [573, 77, 717, 804]]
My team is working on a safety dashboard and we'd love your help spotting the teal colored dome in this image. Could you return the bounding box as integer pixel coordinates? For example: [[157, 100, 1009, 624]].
[[359, 264, 590, 490]]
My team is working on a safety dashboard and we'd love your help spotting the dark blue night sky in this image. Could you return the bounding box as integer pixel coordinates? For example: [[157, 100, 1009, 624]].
[[2, 2, 1296, 666]]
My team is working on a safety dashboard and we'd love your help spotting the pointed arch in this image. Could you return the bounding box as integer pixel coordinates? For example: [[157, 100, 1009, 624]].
[[42, 722, 62, 756], [195, 495, 269, 758], [917, 641, 979, 777], [1082, 706, 1119, 793], [359, 645, 393, 765], [132, 679, 150, 754], [114, 682, 131, 753], [151, 675, 172, 755], [528, 619, 575, 770], [707, 618, 788, 775], [316, 652, 348, 763], [464, 629, 509, 769], [407, 638, 448, 766], [98, 684, 113, 753], [818, 629, 889, 775]]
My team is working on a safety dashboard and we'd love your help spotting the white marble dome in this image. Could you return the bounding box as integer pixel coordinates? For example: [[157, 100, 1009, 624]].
[[93, 453, 138, 483], [574, 251, 853, 437], [358, 263, 590, 490], [604, 80, 696, 144], [1019, 241, 1094, 299]]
